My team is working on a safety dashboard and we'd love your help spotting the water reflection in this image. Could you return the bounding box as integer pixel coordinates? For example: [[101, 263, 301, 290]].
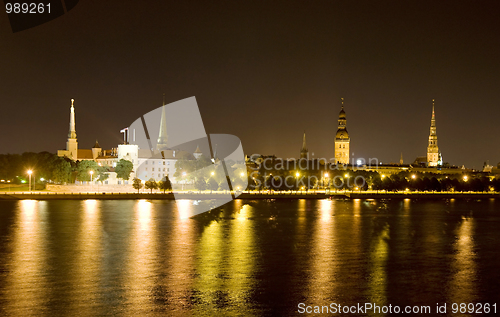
[[4, 200, 47, 316], [306, 200, 337, 302], [125, 200, 158, 312], [73, 200, 103, 314], [448, 218, 477, 304], [0, 199, 497, 316], [369, 219, 389, 307]]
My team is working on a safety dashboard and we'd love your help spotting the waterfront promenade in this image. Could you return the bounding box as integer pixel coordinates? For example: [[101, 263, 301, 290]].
[[0, 190, 498, 200]]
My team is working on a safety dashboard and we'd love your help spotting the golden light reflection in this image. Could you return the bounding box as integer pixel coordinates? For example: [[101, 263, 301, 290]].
[[227, 204, 256, 306], [307, 200, 337, 301], [195, 220, 225, 309], [163, 202, 196, 312], [4, 200, 46, 315], [177, 199, 193, 220], [449, 219, 477, 304], [320, 199, 333, 222], [369, 224, 389, 307], [75, 199, 102, 314], [125, 200, 157, 311]]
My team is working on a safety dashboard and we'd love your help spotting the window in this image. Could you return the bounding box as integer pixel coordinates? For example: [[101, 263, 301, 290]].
[[167, 161, 170, 165], [167, 168, 169, 172], [163, 161, 165, 165], [158, 161, 161, 165], [158, 174, 160, 178], [152, 161, 155, 165], [152, 168, 155, 171], [145, 167, 148, 171], [163, 168, 165, 171], [146, 161, 148, 164]]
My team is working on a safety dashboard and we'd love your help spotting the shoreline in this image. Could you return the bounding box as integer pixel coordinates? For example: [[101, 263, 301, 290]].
[[0, 191, 498, 200]]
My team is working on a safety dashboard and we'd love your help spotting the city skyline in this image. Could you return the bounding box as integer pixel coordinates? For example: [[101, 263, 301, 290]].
[[1, 1, 500, 168]]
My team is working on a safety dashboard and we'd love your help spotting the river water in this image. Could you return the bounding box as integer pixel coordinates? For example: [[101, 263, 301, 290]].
[[0, 198, 499, 316]]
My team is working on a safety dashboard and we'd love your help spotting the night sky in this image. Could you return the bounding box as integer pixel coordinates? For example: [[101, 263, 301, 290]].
[[1, 0, 500, 169]]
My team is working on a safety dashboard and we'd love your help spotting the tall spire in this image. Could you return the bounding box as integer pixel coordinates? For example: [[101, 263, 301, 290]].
[[300, 131, 308, 159], [427, 99, 439, 167], [302, 131, 307, 151], [156, 95, 168, 150], [68, 99, 77, 139], [335, 98, 350, 165]]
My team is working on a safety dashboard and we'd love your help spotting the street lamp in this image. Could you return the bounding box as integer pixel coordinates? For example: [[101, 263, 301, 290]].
[[27, 170, 32, 192], [411, 174, 416, 179]]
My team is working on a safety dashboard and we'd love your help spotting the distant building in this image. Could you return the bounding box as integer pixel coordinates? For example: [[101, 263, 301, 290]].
[[335, 98, 350, 164], [57, 99, 117, 163], [427, 100, 440, 167], [117, 98, 202, 183]]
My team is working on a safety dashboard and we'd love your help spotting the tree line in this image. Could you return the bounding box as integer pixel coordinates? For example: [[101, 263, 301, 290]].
[[0, 152, 134, 184]]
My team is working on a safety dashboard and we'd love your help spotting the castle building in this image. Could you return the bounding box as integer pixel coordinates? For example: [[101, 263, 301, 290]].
[[57, 99, 117, 163], [427, 100, 440, 167], [300, 131, 308, 159], [334, 98, 350, 165]]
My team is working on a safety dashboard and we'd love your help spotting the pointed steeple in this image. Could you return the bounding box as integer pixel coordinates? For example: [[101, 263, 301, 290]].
[[156, 94, 168, 150], [93, 140, 101, 148], [302, 131, 307, 151], [68, 99, 77, 139], [427, 99, 439, 167], [300, 131, 308, 159], [193, 144, 202, 159], [400, 152, 403, 165]]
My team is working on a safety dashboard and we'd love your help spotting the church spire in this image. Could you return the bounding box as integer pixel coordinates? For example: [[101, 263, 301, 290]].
[[68, 99, 77, 139], [427, 99, 439, 167], [300, 131, 308, 159], [156, 95, 168, 150]]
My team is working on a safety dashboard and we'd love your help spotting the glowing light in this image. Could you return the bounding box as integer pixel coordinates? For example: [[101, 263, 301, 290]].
[[176, 199, 192, 220], [356, 159, 362, 165], [411, 174, 416, 179], [381, 174, 386, 178], [344, 174, 349, 178], [324, 173, 329, 178], [27, 170, 32, 175], [463, 176, 468, 182], [240, 172, 245, 177], [296, 172, 300, 177], [211, 172, 215, 176], [40, 178, 44, 181], [89, 171, 94, 175]]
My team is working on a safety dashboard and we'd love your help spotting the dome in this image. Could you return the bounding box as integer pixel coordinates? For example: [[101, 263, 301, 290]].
[[336, 129, 349, 139], [339, 107, 346, 119]]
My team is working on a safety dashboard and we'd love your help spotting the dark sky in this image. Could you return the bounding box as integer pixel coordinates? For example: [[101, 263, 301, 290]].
[[1, 0, 500, 169]]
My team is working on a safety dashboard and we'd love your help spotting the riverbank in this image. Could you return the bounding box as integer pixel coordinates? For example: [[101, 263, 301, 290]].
[[0, 191, 498, 200]]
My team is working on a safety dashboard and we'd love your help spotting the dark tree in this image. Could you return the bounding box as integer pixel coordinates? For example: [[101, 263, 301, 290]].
[[159, 176, 173, 193], [115, 159, 134, 180], [145, 178, 158, 193], [132, 178, 143, 193]]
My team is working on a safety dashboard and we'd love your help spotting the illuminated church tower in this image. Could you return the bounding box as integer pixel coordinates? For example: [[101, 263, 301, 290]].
[[65, 99, 78, 160], [335, 98, 350, 164], [427, 99, 439, 167]]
